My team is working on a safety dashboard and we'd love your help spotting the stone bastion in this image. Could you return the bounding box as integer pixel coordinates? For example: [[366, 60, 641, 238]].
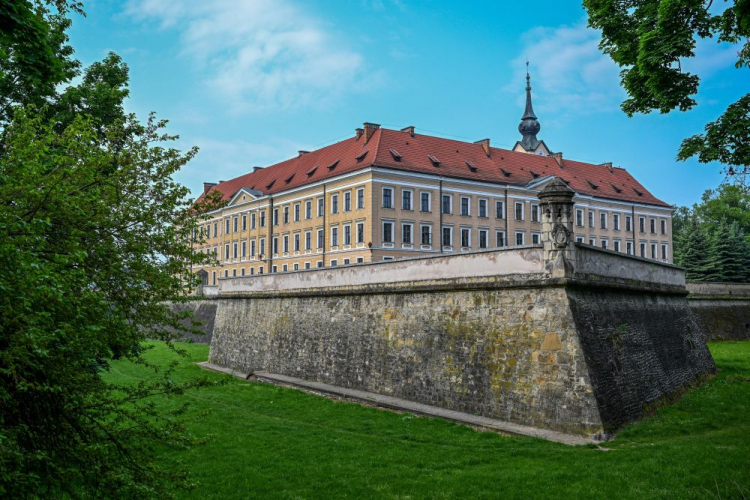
[[195, 178, 716, 441]]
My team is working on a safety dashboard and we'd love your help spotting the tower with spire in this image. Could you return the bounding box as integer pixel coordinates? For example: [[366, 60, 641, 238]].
[[513, 62, 551, 156]]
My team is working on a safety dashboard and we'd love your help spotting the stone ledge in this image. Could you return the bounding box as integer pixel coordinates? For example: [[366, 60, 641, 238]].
[[197, 361, 598, 446]]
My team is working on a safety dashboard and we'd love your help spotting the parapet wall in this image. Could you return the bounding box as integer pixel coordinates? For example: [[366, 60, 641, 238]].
[[687, 282, 750, 341]]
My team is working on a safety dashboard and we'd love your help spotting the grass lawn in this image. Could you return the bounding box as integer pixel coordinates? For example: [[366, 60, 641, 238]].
[[107, 342, 750, 499]]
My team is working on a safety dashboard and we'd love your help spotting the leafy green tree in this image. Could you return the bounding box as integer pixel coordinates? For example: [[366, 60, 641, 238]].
[[584, 0, 749, 180], [695, 183, 750, 238], [0, 1, 225, 497], [0, 0, 81, 127]]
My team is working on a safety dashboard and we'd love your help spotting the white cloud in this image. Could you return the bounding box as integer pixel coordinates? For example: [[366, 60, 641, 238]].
[[126, 0, 365, 112], [508, 22, 624, 122]]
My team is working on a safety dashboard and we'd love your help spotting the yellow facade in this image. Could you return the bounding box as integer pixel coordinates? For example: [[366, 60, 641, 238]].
[[193, 168, 673, 284]]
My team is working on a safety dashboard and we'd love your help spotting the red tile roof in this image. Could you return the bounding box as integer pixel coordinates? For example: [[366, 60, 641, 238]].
[[198, 127, 670, 208]]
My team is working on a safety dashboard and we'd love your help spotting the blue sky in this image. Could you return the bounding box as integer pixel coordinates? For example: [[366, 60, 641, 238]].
[[68, 0, 746, 207]]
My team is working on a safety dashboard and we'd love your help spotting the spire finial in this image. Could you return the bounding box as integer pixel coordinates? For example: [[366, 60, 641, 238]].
[[518, 61, 541, 151]]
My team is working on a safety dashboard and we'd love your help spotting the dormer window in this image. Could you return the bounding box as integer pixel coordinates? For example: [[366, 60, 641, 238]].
[[389, 149, 402, 161], [466, 161, 478, 173], [587, 180, 599, 190], [327, 160, 339, 171], [285, 173, 295, 184], [428, 155, 440, 167], [500, 167, 512, 177], [355, 151, 368, 162], [633, 187, 644, 196], [266, 179, 276, 190], [306, 166, 318, 177]]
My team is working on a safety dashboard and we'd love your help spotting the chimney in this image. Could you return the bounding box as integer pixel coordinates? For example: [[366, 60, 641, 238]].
[[203, 182, 217, 194], [600, 162, 613, 173], [474, 138, 491, 157], [252, 166, 263, 173], [298, 150, 309, 157], [552, 152, 564, 168], [363, 122, 380, 143], [401, 125, 415, 137], [355, 128, 364, 140]]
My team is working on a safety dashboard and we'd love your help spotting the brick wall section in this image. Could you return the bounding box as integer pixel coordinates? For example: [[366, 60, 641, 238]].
[[209, 281, 607, 437], [566, 287, 715, 431]]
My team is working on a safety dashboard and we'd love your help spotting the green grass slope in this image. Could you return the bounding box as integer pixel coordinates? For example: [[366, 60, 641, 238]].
[[107, 342, 750, 499]]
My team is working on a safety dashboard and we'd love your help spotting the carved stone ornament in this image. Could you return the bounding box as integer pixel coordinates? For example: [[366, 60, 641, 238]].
[[551, 223, 571, 249]]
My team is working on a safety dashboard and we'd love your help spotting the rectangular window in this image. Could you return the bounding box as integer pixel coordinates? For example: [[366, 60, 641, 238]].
[[250, 268, 255, 275], [273, 208, 279, 226], [531, 204, 539, 223], [421, 225, 431, 245], [259, 266, 264, 274], [661, 219, 666, 235], [343, 259, 350, 265], [241, 268, 245, 276], [251, 213, 257, 229], [357, 222, 365, 244], [272, 237, 278, 255], [576, 209, 583, 227], [344, 191, 351, 212], [242, 215, 247, 231], [282, 264, 288, 272], [576, 236, 585, 244], [650, 218, 656, 234], [496, 231, 506, 248], [241, 240, 247, 257], [639, 217, 645, 233], [640, 242, 646, 257], [478, 229, 488, 249], [532, 233, 540, 245], [225, 219, 230, 234], [330, 260, 338, 267], [382, 222, 394, 243], [260, 211, 266, 228], [331, 194, 339, 214], [344, 225, 351, 245], [626, 215, 632, 232], [614, 240, 621, 252], [317, 229, 324, 249], [259, 238, 265, 257], [601, 239, 608, 250], [356, 257, 364, 263], [305, 201, 312, 219], [357, 188, 365, 209], [626, 241, 633, 255], [420, 192, 431, 212], [442, 226, 452, 247], [293, 263, 299, 271], [515, 202, 524, 221], [661, 244, 668, 261], [283, 235, 289, 253], [382, 188, 393, 209], [317, 197, 324, 217], [588, 211, 594, 228], [613, 213, 620, 231], [294, 203, 300, 222], [600, 212, 607, 230], [496, 201, 505, 219], [305, 262, 311, 270], [402, 190, 412, 210], [651, 243, 657, 259], [212, 271, 216, 285], [316, 261, 323, 268], [461, 228, 471, 248], [516, 232, 524, 246], [402, 223, 413, 244], [460, 196, 470, 216], [589, 238, 596, 246], [213, 222, 218, 237], [283, 206, 289, 224], [305, 231, 311, 250], [251, 240, 256, 257], [224, 244, 230, 259], [233, 242, 238, 259], [233, 217, 238, 233], [442, 195, 452, 214], [331, 227, 339, 247], [294, 233, 300, 252], [478, 199, 488, 218], [233, 269, 237, 277]]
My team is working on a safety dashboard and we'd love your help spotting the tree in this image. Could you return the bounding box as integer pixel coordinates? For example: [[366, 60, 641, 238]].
[[584, 0, 750, 182], [677, 217, 713, 281], [0, 2, 225, 497]]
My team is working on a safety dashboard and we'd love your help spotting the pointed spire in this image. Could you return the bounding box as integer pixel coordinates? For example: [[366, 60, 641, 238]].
[[518, 61, 541, 152]]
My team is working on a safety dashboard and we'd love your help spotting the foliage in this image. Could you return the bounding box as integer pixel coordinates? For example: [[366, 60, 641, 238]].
[[0, 1, 226, 497], [0, 0, 82, 128], [106, 341, 750, 500], [674, 183, 750, 281], [583, 0, 750, 180]]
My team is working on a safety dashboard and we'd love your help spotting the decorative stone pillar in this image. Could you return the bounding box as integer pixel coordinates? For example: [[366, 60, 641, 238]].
[[538, 177, 576, 277]]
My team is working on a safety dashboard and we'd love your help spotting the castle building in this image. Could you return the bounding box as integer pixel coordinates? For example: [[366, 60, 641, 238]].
[[194, 72, 673, 284]]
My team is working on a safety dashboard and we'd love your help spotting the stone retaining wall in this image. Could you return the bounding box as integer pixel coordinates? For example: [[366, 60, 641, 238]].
[[687, 282, 750, 341]]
